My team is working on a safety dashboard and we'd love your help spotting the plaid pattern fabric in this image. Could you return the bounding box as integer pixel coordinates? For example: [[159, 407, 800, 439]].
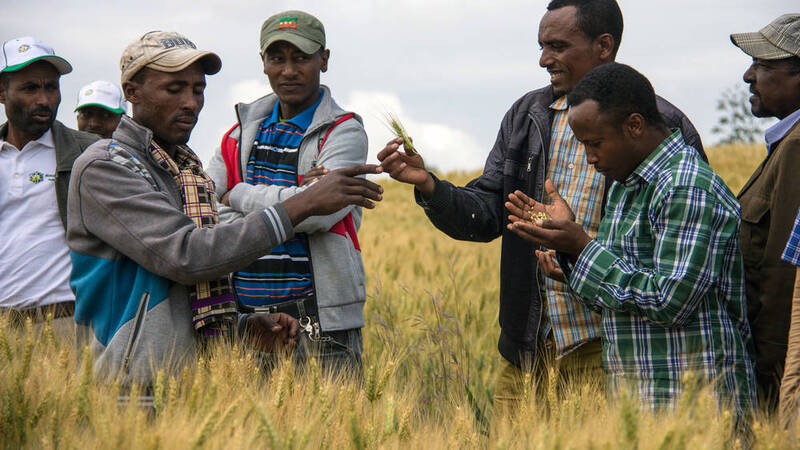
[[150, 142, 237, 337], [567, 130, 756, 416], [783, 207, 800, 266], [542, 97, 603, 356]]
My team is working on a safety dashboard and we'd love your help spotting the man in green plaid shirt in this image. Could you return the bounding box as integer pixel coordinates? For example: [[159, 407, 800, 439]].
[[505, 63, 756, 419]]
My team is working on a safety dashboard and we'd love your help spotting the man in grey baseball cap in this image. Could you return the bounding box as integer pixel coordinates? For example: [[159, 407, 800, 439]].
[[731, 14, 800, 414]]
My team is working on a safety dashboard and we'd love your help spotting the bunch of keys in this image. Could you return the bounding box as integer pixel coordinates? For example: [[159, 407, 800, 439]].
[[299, 316, 331, 342]]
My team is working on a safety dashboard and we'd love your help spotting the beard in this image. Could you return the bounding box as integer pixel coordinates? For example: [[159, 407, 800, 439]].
[[7, 102, 56, 138]]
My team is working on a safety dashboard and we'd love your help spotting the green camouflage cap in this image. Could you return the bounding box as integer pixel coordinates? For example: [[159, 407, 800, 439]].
[[731, 14, 800, 60], [260, 10, 325, 55]]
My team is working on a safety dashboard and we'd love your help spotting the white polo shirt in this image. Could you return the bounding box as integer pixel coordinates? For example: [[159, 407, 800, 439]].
[[0, 129, 75, 308]]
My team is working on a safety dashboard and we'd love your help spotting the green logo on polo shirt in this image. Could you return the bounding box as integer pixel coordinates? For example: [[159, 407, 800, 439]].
[[29, 171, 44, 183]]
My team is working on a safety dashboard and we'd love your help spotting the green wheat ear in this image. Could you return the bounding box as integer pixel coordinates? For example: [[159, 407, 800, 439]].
[[383, 113, 419, 156]]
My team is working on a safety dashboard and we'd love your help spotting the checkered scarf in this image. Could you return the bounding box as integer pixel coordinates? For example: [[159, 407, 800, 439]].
[[150, 141, 237, 338]]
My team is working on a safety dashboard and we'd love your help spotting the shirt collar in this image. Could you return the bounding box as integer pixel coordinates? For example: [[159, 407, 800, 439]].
[[765, 107, 800, 153], [0, 128, 54, 152], [626, 129, 684, 186], [549, 96, 568, 111], [265, 88, 324, 131]]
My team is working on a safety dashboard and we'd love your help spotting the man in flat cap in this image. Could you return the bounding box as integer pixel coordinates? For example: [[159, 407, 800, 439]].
[[731, 14, 800, 412], [0, 36, 98, 335], [207, 11, 369, 374], [75, 80, 126, 139], [67, 31, 383, 384]]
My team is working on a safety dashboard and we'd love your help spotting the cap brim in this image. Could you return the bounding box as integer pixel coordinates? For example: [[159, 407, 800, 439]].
[[148, 50, 222, 76], [74, 102, 125, 114], [261, 34, 321, 55], [2, 55, 72, 75], [730, 32, 793, 60]]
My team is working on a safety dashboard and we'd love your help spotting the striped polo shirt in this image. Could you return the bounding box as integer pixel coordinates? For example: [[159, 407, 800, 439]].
[[233, 93, 322, 306]]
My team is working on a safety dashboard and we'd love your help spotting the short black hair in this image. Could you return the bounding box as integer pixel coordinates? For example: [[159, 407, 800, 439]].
[[547, 0, 624, 56], [129, 69, 147, 84], [0, 72, 9, 88], [567, 62, 665, 128]]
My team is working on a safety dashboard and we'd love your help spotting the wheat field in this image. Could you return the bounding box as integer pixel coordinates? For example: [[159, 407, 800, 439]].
[[3, 143, 796, 449]]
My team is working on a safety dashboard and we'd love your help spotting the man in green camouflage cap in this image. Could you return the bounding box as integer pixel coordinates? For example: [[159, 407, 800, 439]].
[[207, 10, 370, 376]]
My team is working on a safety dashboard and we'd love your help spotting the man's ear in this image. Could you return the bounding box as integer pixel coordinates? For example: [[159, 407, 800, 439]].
[[595, 33, 615, 62], [261, 51, 269, 76], [122, 80, 139, 105], [624, 113, 645, 139], [320, 49, 330, 73]]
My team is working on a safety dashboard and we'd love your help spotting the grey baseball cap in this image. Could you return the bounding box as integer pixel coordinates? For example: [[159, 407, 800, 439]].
[[731, 14, 800, 60]]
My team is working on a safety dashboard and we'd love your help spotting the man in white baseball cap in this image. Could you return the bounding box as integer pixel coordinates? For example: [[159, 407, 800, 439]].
[[75, 80, 126, 139], [0, 36, 98, 335]]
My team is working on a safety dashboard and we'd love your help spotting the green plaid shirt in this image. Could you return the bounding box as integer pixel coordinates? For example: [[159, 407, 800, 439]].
[[566, 130, 756, 415]]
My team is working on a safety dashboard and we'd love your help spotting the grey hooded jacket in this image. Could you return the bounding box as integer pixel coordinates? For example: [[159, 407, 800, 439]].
[[67, 116, 294, 383], [206, 85, 368, 332]]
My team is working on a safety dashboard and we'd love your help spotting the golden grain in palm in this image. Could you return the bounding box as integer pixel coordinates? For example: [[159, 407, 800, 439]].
[[529, 211, 549, 222]]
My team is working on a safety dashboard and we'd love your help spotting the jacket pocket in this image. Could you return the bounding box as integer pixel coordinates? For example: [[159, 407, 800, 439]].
[[121, 291, 150, 375], [739, 194, 770, 266], [502, 159, 527, 181]]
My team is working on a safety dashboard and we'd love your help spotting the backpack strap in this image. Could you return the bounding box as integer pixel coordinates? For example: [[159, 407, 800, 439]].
[[315, 113, 361, 251], [316, 113, 355, 158], [220, 123, 242, 190]]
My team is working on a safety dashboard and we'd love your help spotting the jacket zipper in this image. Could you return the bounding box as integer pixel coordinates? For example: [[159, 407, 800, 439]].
[[121, 291, 150, 375], [526, 110, 548, 353], [526, 112, 545, 176]]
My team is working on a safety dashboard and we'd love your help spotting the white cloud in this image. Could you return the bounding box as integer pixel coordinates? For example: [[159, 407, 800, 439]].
[[343, 91, 487, 173], [229, 78, 271, 106]]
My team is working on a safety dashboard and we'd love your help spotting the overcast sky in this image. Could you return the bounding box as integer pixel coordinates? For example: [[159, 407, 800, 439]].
[[0, 0, 794, 171]]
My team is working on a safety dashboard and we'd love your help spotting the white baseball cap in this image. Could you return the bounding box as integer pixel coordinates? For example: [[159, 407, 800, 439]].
[[0, 36, 72, 74], [75, 80, 126, 114]]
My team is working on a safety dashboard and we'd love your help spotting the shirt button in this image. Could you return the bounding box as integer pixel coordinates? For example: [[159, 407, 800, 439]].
[[568, 163, 575, 169]]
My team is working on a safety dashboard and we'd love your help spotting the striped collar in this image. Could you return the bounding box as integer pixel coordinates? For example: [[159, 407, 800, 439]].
[[549, 96, 568, 111]]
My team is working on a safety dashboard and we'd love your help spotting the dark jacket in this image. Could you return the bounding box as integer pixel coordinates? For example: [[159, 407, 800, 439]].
[[0, 120, 99, 228], [738, 120, 800, 388], [415, 85, 705, 368]]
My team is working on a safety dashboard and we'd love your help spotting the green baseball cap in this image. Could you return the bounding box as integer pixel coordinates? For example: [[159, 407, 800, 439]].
[[260, 10, 326, 55]]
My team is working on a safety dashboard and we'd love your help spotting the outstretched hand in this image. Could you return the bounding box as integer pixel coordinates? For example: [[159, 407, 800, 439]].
[[505, 180, 591, 259], [283, 164, 384, 225], [377, 138, 435, 196], [244, 312, 300, 353]]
